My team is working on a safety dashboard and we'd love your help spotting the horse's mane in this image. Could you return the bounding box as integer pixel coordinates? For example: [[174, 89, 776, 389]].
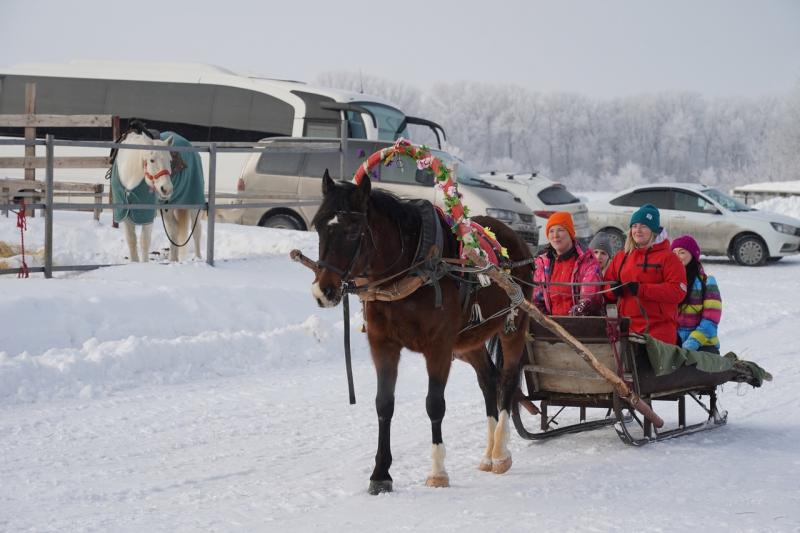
[[369, 188, 422, 236], [115, 132, 152, 182]]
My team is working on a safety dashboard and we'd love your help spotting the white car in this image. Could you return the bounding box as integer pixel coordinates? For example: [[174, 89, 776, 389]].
[[480, 172, 592, 247], [588, 182, 800, 266]]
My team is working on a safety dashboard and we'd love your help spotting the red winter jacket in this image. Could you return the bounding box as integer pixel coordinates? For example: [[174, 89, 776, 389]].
[[603, 239, 687, 344]]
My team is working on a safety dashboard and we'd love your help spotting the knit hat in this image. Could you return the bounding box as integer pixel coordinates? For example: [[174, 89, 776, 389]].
[[671, 234, 701, 262], [629, 203, 660, 233], [545, 211, 575, 239], [589, 232, 615, 257]]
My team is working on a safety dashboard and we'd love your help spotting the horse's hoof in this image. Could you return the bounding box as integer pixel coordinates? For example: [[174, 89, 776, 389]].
[[368, 479, 393, 495], [478, 459, 493, 472], [492, 456, 513, 475], [425, 474, 450, 488]]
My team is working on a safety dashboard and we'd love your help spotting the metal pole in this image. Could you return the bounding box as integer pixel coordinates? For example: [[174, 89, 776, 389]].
[[44, 134, 54, 278], [339, 112, 347, 180], [206, 144, 216, 266]]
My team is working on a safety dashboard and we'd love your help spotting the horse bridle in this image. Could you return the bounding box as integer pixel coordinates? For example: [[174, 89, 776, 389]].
[[317, 210, 372, 282], [316, 209, 406, 286]]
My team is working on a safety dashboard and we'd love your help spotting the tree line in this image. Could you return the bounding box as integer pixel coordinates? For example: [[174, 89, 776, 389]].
[[318, 71, 800, 192]]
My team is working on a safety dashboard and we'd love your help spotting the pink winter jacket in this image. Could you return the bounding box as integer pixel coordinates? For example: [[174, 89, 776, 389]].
[[533, 245, 604, 316]]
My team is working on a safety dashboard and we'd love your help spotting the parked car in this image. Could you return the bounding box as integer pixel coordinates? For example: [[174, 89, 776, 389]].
[[221, 138, 539, 248], [480, 172, 592, 248], [587, 182, 800, 266]]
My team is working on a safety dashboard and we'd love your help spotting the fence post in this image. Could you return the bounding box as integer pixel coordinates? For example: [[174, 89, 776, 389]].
[[93, 184, 103, 221], [206, 143, 216, 266], [44, 134, 54, 278]]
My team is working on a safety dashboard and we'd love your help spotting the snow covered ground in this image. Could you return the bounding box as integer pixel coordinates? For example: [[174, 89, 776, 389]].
[[1, 201, 799, 532]]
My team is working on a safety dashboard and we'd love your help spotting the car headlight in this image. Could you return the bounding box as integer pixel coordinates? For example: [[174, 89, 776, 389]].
[[486, 208, 519, 223], [771, 222, 800, 236]]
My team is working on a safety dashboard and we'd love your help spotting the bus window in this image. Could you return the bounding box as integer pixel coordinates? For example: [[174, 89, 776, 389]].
[[346, 110, 367, 139], [305, 121, 340, 138], [353, 102, 409, 140]]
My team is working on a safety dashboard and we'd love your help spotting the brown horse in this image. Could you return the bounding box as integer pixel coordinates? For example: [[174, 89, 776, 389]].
[[310, 170, 534, 494]]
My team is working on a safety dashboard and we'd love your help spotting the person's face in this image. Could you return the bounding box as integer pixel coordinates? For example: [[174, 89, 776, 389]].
[[548, 225, 573, 255], [593, 249, 610, 268], [673, 247, 692, 266], [630, 223, 653, 246]]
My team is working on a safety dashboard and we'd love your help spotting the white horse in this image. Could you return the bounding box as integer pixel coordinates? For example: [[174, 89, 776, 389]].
[[157, 132, 204, 262], [114, 131, 175, 262]]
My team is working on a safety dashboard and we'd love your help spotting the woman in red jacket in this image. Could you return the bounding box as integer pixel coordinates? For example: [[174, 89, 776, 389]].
[[603, 204, 687, 344]]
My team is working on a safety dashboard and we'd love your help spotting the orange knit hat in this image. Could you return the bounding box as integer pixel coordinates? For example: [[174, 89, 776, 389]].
[[545, 211, 575, 240]]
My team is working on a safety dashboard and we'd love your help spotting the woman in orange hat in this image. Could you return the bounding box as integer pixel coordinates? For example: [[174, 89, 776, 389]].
[[532, 211, 603, 316]]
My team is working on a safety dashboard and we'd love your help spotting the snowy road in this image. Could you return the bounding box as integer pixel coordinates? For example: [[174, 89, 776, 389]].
[[1, 214, 799, 532]]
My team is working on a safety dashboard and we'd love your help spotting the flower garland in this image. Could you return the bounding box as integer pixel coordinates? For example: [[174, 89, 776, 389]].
[[352, 138, 508, 261]]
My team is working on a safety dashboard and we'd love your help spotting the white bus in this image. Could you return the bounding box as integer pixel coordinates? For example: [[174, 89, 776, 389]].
[[0, 60, 445, 193]]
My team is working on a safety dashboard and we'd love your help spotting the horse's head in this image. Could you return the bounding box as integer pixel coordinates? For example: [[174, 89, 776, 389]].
[[310, 170, 372, 308], [143, 135, 175, 200]]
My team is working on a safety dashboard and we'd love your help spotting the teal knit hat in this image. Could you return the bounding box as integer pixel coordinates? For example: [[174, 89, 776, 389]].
[[630, 203, 660, 233]]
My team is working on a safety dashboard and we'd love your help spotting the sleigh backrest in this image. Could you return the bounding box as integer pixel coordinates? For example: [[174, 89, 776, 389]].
[[526, 316, 630, 395]]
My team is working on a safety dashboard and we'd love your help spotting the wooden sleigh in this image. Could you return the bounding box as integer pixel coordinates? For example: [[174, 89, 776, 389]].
[[490, 311, 730, 446]]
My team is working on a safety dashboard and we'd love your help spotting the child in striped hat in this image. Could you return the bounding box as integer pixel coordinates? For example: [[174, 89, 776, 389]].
[[671, 234, 722, 353]]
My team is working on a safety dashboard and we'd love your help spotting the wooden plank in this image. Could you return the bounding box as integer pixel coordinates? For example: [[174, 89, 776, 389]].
[[0, 156, 111, 169], [0, 178, 103, 192], [0, 114, 116, 128], [24, 84, 35, 181]]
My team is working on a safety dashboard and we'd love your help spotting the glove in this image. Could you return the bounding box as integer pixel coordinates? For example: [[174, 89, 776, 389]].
[[610, 281, 624, 296], [682, 338, 701, 351], [569, 300, 590, 316], [611, 281, 638, 297]]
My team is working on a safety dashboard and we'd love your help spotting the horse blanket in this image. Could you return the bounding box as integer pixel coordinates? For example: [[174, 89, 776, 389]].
[[112, 131, 205, 224]]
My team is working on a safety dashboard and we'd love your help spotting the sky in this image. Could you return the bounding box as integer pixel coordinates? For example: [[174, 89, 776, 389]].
[[1, 0, 799, 99]]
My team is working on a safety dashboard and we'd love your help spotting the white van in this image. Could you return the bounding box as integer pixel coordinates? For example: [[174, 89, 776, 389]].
[[225, 138, 539, 248], [0, 60, 445, 194]]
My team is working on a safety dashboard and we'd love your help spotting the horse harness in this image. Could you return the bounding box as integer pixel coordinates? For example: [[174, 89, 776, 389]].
[[324, 200, 530, 333]]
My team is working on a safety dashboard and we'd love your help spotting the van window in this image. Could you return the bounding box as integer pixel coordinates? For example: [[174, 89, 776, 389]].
[[256, 152, 303, 175], [538, 185, 580, 205], [302, 152, 341, 179], [379, 155, 426, 185]]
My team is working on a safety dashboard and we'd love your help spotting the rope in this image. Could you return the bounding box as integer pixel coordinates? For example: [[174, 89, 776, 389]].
[[14, 198, 30, 278], [159, 208, 202, 248]]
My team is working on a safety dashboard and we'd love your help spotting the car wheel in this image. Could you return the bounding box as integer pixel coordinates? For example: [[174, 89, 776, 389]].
[[732, 235, 767, 266], [597, 228, 626, 253], [259, 213, 303, 230]]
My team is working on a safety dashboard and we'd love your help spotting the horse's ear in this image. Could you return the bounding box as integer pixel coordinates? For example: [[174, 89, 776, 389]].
[[164, 135, 174, 146], [322, 169, 334, 195], [354, 173, 371, 209]]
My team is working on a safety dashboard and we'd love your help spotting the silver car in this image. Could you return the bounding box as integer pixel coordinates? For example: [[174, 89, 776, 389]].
[[588, 182, 800, 266]]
